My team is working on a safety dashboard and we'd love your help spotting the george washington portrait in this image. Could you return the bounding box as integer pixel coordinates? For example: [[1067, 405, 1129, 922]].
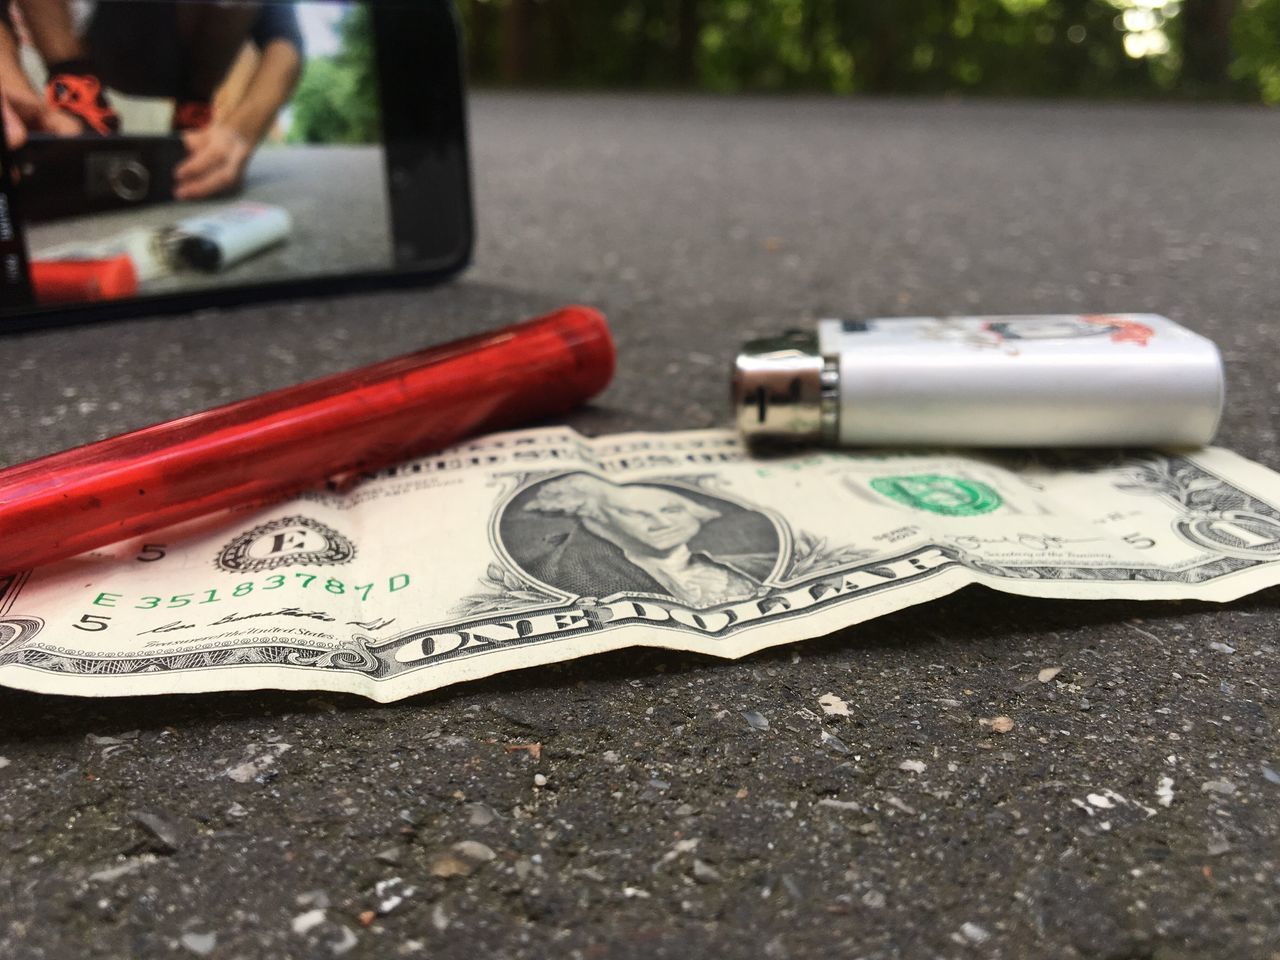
[[498, 473, 781, 609]]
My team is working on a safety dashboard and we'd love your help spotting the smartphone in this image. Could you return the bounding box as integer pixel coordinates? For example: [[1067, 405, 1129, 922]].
[[0, 0, 472, 329]]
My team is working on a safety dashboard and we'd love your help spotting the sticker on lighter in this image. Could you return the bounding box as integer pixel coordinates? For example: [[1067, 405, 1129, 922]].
[[732, 314, 1225, 447]]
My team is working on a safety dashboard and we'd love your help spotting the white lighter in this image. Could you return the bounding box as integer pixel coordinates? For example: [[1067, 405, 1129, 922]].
[[733, 314, 1225, 447], [171, 202, 293, 272]]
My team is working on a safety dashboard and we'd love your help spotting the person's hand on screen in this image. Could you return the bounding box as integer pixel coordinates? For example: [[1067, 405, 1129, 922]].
[[2, 94, 23, 149], [175, 125, 251, 200], [2, 85, 81, 149]]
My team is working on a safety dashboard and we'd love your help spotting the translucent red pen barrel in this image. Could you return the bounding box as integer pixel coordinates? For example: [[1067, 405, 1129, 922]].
[[0, 306, 615, 573]]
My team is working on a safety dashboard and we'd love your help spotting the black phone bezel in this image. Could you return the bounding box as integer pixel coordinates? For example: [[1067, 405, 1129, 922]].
[[0, 0, 473, 332]]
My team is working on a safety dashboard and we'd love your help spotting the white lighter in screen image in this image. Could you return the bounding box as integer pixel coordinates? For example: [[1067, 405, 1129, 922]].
[[733, 314, 1225, 447], [171, 202, 293, 272]]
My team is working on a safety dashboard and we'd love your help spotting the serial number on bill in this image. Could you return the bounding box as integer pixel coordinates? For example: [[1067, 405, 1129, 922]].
[[90, 572, 412, 610]]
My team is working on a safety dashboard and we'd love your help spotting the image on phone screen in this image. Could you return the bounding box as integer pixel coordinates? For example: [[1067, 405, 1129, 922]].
[[0, 0, 470, 318]]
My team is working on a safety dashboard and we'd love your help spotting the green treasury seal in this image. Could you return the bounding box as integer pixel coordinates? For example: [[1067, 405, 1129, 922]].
[[870, 475, 1003, 517]]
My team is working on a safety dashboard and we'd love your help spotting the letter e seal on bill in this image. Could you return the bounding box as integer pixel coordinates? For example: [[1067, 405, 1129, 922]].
[[216, 516, 355, 573]]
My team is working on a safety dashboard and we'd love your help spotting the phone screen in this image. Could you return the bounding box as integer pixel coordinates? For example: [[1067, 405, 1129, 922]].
[[0, 0, 469, 318]]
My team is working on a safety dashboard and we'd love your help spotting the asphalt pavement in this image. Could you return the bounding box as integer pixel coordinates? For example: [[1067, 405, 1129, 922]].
[[1, 93, 1278, 959]]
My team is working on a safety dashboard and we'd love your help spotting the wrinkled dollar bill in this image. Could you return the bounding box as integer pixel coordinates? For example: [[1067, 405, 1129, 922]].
[[2, 428, 1280, 702]]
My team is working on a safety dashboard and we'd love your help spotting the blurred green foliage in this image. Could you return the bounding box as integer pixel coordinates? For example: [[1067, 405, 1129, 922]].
[[1234, 0, 1280, 101], [458, 0, 1280, 102], [287, 6, 382, 144]]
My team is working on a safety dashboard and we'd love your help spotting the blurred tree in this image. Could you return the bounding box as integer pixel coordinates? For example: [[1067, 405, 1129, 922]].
[[500, 0, 536, 83], [287, 6, 381, 144], [676, 0, 701, 83], [454, 0, 1268, 101], [1232, 0, 1280, 102], [1181, 0, 1238, 92]]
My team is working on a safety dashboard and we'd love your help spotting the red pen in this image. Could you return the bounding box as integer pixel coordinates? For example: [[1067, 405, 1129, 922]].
[[0, 305, 615, 573]]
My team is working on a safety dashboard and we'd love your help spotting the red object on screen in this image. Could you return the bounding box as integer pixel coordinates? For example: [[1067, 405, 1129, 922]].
[[30, 256, 139, 302], [0, 306, 615, 573]]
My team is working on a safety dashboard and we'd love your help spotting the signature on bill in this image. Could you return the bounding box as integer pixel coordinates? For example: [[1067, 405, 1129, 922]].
[[949, 533, 1107, 553]]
